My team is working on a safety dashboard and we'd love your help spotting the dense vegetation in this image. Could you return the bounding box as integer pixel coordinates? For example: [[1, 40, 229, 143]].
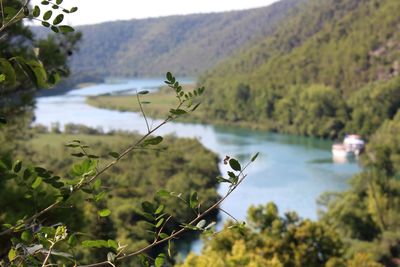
[[200, 0, 400, 138], [0, 125, 220, 265], [3, 0, 400, 266], [33, 0, 304, 80], [179, 203, 383, 267], [177, 112, 400, 266], [0, 2, 235, 266]]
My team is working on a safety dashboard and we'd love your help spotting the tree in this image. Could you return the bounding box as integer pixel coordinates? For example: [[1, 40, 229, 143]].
[[0, 2, 258, 266]]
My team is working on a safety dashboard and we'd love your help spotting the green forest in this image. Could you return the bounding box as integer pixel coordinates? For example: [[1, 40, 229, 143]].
[[1, 0, 400, 266], [200, 0, 400, 139]]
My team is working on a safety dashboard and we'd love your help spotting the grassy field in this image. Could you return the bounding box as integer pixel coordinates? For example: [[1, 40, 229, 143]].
[[86, 86, 204, 120]]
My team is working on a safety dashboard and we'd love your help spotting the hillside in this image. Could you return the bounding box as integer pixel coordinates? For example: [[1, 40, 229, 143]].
[[200, 0, 400, 138], [33, 0, 304, 78]]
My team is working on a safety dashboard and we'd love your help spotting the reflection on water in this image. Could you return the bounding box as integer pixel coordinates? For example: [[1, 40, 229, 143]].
[[34, 79, 361, 253]]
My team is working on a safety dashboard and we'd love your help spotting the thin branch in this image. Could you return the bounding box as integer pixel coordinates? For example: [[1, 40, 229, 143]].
[[45, 0, 71, 13], [0, 0, 5, 27], [136, 91, 150, 133], [0, 0, 28, 32], [0, 103, 178, 236], [218, 207, 239, 223], [41, 242, 55, 267], [156, 215, 172, 241], [77, 162, 252, 267]]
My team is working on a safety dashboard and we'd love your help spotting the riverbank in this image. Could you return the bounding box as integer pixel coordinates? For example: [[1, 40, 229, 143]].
[[85, 87, 284, 133], [86, 87, 195, 119]]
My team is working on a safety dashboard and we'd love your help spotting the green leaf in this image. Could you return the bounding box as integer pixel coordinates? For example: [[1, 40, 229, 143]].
[[196, 219, 206, 229], [156, 218, 164, 228], [159, 233, 169, 239], [53, 14, 64, 25], [191, 102, 201, 112], [138, 90, 149, 95], [108, 152, 119, 158], [169, 109, 187, 115], [155, 253, 166, 267], [216, 176, 232, 184], [67, 234, 77, 246], [156, 189, 170, 197], [43, 10, 52, 20], [56, 0, 63, 4], [34, 167, 46, 174], [26, 60, 48, 88], [52, 4, 59, 9], [143, 136, 163, 146], [13, 160, 22, 173], [21, 230, 32, 242], [166, 72, 173, 81], [98, 209, 111, 217], [31, 177, 42, 189], [227, 171, 236, 179], [189, 191, 199, 209], [107, 239, 118, 250], [154, 204, 164, 215], [51, 26, 59, 33], [41, 0, 49, 5], [23, 168, 32, 180], [41, 21, 50, 27], [205, 221, 216, 230], [8, 248, 16, 262], [0, 58, 16, 87], [70, 7, 78, 13], [94, 192, 106, 202], [59, 25, 74, 33], [33, 6, 40, 17], [180, 223, 199, 231], [48, 72, 60, 85], [229, 158, 241, 171], [141, 201, 154, 214], [251, 152, 260, 162], [71, 152, 84, 157], [65, 143, 79, 148], [0, 156, 12, 170]]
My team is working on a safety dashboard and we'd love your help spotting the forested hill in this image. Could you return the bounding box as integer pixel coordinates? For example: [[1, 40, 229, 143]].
[[200, 0, 400, 138], [32, 0, 303, 78]]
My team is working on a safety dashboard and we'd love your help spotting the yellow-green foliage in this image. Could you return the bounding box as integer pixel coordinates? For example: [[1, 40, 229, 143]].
[[178, 202, 345, 267]]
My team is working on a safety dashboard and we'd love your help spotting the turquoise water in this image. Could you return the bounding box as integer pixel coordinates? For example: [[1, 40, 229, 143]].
[[34, 78, 360, 251]]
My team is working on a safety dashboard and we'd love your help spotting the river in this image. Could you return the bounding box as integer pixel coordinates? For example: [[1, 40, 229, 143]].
[[34, 78, 360, 253]]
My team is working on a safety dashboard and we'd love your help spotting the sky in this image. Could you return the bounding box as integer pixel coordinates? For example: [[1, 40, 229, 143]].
[[31, 0, 280, 26]]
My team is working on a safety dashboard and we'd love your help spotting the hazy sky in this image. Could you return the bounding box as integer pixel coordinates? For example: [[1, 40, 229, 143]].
[[31, 0, 280, 25]]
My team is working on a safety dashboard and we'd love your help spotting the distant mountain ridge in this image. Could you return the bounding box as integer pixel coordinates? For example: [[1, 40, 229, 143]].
[[34, 0, 304, 78]]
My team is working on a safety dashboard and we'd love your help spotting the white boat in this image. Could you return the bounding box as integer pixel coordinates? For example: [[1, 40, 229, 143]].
[[332, 134, 365, 160], [332, 143, 352, 158], [343, 134, 365, 156]]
